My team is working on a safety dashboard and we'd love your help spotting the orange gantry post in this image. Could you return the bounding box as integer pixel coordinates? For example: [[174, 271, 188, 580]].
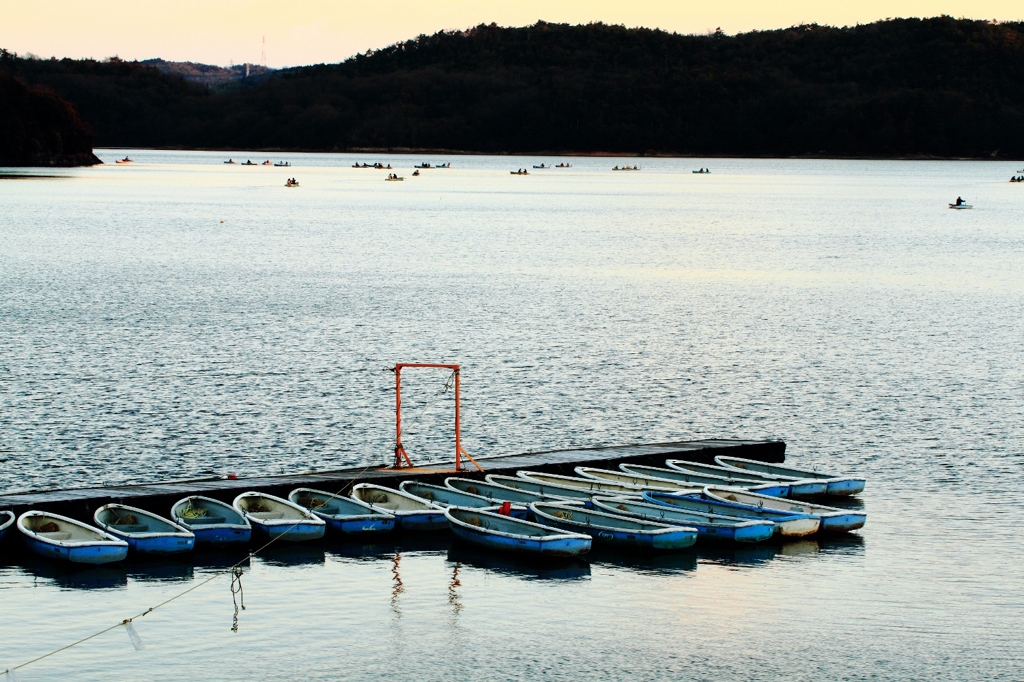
[[392, 363, 482, 472]]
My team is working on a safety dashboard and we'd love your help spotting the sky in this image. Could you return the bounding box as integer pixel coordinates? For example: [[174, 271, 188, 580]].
[[1, 0, 1021, 68]]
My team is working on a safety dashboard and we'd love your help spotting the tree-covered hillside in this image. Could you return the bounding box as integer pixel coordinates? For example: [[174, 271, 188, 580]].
[[4, 17, 1024, 157]]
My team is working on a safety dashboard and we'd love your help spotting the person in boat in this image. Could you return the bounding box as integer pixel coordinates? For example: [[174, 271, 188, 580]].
[[955, 197, 964, 206]]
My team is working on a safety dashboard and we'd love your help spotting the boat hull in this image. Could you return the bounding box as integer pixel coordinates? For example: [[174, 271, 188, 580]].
[[325, 516, 396, 535], [111, 533, 195, 555], [536, 515, 696, 550], [449, 522, 591, 557], [189, 525, 252, 546], [250, 520, 326, 542], [594, 499, 775, 544], [826, 479, 866, 496], [22, 535, 128, 564], [702, 487, 865, 533], [643, 492, 821, 538], [395, 511, 449, 531]]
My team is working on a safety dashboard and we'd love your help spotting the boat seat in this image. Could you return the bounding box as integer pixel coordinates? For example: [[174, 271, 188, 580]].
[[249, 511, 286, 520], [38, 531, 73, 541], [111, 524, 149, 533], [184, 516, 227, 525]]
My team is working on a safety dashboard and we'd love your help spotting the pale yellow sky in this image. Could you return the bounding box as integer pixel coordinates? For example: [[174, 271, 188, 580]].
[[1, 1, 1020, 68]]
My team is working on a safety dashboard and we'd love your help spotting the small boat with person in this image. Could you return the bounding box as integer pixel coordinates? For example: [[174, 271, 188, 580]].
[[949, 196, 972, 209], [445, 506, 592, 557], [643, 491, 821, 537], [592, 497, 775, 543], [289, 488, 396, 536], [713, 455, 864, 497], [386, 174, 404, 181], [233, 492, 326, 542], [224, 159, 237, 164], [274, 161, 291, 167], [17, 511, 128, 564], [612, 164, 640, 171], [0, 510, 15, 543], [93, 503, 195, 555], [529, 502, 698, 550], [115, 156, 134, 164], [556, 163, 572, 168], [241, 160, 257, 166], [533, 163, 547, 169], [511, 169, 529, 175], [703, 486, 866, 532], [171, 495, 252, 546], [351, 483, 448, 531], [285, 178, 299, 187], [400, 481, 528, 519], [692, 168, 710, 173]]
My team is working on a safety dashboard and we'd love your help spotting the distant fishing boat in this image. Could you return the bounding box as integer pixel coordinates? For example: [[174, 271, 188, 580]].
[[224, 159, 237, 164], [171, 495, 252, 546], [93, 503, 195, 555], [17, 511, 128, 564], [577, 465, 782, 495], [285, 178, 299, 187], [703, 486, 866, 532], [233, 492, 326, 542], [948, 203, 972, 209], [435, 162, 450, 168], [400, 481, 528, 519], [592, 497, 774, 543], [643, 491, 821, 537], [288, 488, 395, 536], [416, 163, 431, 168], [350, 483, 448, 531], [274, 161, 290, 167], [385, 174, 404, 181], [659, 460, 828, 497], [713, 456, 864, 497], [262, 160, 272, 166], [612, 165, 640, 171], [533, 163, 547, 169], [692, 168, 710, 173], [530, 502, 698, 550], [241, 160, 257, 166], [0, 510, 15, 543], [511, 169, 529, 175], [445, 477, 559, 506], [412, 170, 420, 176], [115, 156, 133, 164], [445, 507, 591, 557], [556, 163, 572, 168]]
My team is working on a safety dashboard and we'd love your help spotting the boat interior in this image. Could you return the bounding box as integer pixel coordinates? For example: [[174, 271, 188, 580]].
[[446, 478, 547, 503], [532, 504, 669, 530], [236, 494, 306, 520], [289, 489, 375, 517], [173, 496, 246, 525], [22, 514, 106, 542], [354, 486, 433, 512], [449, 508, 555, 537], [96, 506, 178, 534]]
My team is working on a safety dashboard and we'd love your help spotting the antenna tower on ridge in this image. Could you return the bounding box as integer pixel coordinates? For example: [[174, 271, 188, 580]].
[[261, 36, 266, 67]]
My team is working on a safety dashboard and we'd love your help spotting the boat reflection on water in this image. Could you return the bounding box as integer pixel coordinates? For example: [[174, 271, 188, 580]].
[[16, 556, 128, 590], [256, 543, 326, 567], [326, 532, 452, 561], [125, 555, 194, 583], [587, 546, 698, 574], [446, 542, 591, 581]]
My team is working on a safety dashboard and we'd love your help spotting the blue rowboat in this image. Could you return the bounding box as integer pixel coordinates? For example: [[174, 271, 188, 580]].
[[399, 481, 528, 519], [171, 496, 252, 546], [484, 474, 598, 505], [445, 477, 561, 506], [578, 465, 781, 496], [0, 510, 13, 543], [446, 506, 591, 557], [233, 492, 326, 542], [17, 511, 128, 564], [620, 462, 794, 498], [518, 471, 658, 497], [351, 484, 448, 531], [663, 459, 826, 498], [530, 502, 698, 551], [643, 491, 821, 537], [288, 488, 395, 536], [93, 504, 195, 555], [703, 486, 866, 533], [592, 497, 774, 543], [713, 455, 864, 497]]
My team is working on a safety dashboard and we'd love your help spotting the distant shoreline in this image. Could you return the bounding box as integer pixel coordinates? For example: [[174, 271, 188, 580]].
[[94, 147, 1022, 162]]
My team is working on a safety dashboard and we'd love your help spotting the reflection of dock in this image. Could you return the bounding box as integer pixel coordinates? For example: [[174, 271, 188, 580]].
[[0, 439, 783, 521]]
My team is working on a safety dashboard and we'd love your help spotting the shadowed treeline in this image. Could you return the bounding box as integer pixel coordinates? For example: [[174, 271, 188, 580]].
[[3, 17, 1024, 158]]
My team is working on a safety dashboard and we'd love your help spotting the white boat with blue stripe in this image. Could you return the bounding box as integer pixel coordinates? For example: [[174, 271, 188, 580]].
[[713, 456, 865, 496], [592, 497, 775, 543], [703, 486, 866, 532], [171, 495, 252, 546], [445, 477, 561, 506], [351, 483, 448, 531], [643, 491, 821, 537], [17, 511, 128, 564], [445, 506, 592, 557], [530, 501, 698, 551], [583, 464, 788, 496], [400, 481, 528, 519], [288, 488, 395, 536], [233, 492, 326, 542], [93, 503, 195, 555]]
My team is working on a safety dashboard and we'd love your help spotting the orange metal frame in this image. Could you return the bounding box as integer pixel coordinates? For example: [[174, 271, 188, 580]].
[[392, 363, 482, 472]]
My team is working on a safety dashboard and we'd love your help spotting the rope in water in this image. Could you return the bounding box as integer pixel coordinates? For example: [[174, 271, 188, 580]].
[[7, 459, 386, 676]]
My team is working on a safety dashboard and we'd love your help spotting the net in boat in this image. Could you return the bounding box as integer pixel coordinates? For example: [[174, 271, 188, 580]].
[[179, 500, 209, 519]]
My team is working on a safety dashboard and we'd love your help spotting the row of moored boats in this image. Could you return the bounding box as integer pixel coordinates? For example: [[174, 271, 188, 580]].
[[0, 456, 865, 564]]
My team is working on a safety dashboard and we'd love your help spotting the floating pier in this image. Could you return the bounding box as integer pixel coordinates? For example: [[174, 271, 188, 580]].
[[0, 439, 784, 522]]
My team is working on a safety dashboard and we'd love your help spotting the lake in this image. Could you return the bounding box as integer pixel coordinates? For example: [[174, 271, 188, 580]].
[[1, 150, 1022, 680]]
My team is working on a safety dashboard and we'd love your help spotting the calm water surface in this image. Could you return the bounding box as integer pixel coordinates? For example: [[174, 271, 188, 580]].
[[1, 150, 1022, 680]]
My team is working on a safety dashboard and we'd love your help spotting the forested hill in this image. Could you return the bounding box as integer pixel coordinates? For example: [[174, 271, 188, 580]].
[[4, 17, 1024, 157], [0, 70, 100, 166]]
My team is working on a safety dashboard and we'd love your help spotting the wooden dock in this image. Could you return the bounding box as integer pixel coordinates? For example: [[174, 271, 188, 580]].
[[0, 438, 784, 522]]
